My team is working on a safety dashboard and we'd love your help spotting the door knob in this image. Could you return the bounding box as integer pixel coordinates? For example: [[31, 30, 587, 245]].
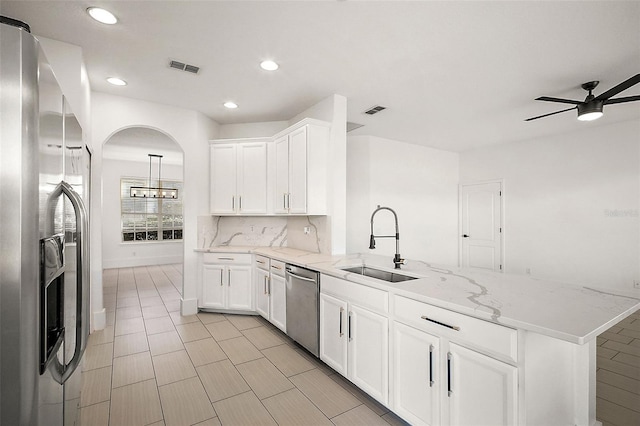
[[462, 234, 470, 238]]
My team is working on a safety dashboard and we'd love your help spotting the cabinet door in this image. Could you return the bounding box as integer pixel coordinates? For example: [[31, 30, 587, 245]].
[[392, 322, 440, 426], [447, 343, 517, 426], [202, 264, 225, 309], [274, 135, 289, 213], [269, 274, 286, 332], [254, 268, 270, 319], [348, 304, 389, 405], [227, 265, 253, 311], [319, 293, 348, 376], [288, 126, 307, 214], [210, 144, 237, 214], [237, 142, 267, 214]]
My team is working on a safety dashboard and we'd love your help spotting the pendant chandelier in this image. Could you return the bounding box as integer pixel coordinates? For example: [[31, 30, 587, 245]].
[[129, 154, 178, 199]]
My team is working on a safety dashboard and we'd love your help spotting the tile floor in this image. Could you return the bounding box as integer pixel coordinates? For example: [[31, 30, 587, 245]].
[[80, 264, 640, 426], [79, 265, 407, 426], [596, 308, 640, 426]]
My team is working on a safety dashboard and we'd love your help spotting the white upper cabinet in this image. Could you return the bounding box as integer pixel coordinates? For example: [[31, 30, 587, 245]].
[[210, 144, 237, 214], [273, 121, 329, 215], [210, 140, 268, 215], [211, 119, 329, 216], [274, 135, 290, 214]]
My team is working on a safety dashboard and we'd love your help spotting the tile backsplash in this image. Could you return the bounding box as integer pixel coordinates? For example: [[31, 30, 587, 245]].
[[197, 215, 330, 254]]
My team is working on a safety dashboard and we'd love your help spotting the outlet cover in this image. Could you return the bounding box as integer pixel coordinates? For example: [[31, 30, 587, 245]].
[[303, 226, 310, 235]]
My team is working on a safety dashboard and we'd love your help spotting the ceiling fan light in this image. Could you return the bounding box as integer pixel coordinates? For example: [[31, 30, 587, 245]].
[[577, 111, 603, 122], [577, 101, 604, 121]]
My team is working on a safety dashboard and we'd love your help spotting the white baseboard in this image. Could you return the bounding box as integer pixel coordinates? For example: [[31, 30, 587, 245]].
[[93, 308, 106, 331], [103, 255, 183, 269], [181, 297, 198, 316]]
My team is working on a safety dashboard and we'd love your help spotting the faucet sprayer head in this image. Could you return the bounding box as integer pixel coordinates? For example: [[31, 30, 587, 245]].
[[369, 234, 376, 249]]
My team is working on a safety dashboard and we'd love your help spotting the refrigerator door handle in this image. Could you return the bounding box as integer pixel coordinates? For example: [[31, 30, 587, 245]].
[[48, 181, 90, 384]]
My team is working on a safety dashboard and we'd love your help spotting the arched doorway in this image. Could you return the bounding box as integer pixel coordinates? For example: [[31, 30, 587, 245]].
[[101, 127, 184, 320]]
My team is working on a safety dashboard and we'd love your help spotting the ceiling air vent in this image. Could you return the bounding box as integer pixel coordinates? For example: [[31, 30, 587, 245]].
[[169, 60, 200, 74], [363, 105, 386, 115]]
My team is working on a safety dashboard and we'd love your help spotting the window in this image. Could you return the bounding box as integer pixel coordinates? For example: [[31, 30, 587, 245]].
[[121, 177, 183, 242]]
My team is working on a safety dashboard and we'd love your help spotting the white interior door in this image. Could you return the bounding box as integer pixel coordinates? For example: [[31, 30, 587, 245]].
[[460, 182, 502, 271]]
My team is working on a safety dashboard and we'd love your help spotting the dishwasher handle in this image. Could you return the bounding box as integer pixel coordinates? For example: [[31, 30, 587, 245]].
[[286, 271, 318, 283]]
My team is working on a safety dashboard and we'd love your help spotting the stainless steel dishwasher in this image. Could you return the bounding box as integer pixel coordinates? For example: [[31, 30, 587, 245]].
[[285, 264, 320, 357]]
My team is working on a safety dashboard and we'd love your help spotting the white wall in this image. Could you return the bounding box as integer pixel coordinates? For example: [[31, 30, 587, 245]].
[[347, 135, 460, 266], [217, 121, 289, 139], [91, 92, 218, 327], [459, 119, 640, 294], [101, 158, 183, 268]]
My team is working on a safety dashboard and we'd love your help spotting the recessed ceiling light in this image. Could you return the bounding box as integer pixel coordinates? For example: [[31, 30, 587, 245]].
[[260, 60, 279, 71], [87, 7, 118, 25], [107, 77, 127, 86], [224, 101, 238, 109]]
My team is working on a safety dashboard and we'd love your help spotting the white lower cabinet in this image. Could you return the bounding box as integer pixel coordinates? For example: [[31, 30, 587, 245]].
[[253, 255, 286, 332], [200, 254, 253, 311], [392, 322, 440, 426], [269, 273, 286, 332], [254, 267, 270, 318], [447, 343, 517, 426], [391, 294, 518, 426], [320, 292, 388, 405]]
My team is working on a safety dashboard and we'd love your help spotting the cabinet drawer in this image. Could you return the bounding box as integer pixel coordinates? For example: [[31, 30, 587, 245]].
[[393, 295, 517, 362], [321, 274, 388, 314], [270, 259, 286, 277], [203, 253, 252, 265], [255, 255, 270, 271]]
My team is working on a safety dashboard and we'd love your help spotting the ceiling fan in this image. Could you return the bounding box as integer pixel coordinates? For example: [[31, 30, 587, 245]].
[[525, 73, 640, 122]]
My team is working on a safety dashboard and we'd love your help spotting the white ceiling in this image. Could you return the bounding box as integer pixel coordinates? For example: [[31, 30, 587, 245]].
[[3, 1, 639, 152]]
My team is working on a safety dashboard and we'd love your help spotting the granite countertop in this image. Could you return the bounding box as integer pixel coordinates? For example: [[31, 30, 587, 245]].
[[195, 246, 640, 345]]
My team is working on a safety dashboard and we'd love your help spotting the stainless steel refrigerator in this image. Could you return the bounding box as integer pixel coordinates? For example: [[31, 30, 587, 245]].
[[1, 17, 91, 426]]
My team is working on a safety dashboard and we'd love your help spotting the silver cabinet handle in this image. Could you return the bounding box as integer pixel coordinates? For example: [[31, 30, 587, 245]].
[[421, 315, 460, 331], [264, 276, 268, 295], [232, 195, 235, 211], [348, 311, 352, 341], [283, 193, 287, 209], [239, 195, 242, 211], [256, 260, 265, 264], [447, 352, 452, 397], [47, 181, 89, 385], [339, 307, 344, 337], [287, 193, 291, 209], [429, 344, 434, 387], [267, 277, 271, 295], [271, 265, 282, 270], [218, 257, 234, 261], [228, 269, 231, 286], [220, 269, 223, 286]]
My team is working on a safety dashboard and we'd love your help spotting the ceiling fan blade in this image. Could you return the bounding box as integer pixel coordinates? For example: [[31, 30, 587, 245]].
[[604, 95, 640, 105], [595, 74, 640, 101], [535, 96, 582, 105], [525, 107, 576, 122]]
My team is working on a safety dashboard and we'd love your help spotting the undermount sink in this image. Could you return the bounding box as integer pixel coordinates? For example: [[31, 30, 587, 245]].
[[340, 266, 418, 283]]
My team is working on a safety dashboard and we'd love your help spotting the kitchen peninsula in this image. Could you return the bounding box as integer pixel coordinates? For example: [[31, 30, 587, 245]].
[[196, 246, 640, 426]]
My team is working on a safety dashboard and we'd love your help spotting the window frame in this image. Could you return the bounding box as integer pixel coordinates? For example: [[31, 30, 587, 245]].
[[120, 177, 183, 243]]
